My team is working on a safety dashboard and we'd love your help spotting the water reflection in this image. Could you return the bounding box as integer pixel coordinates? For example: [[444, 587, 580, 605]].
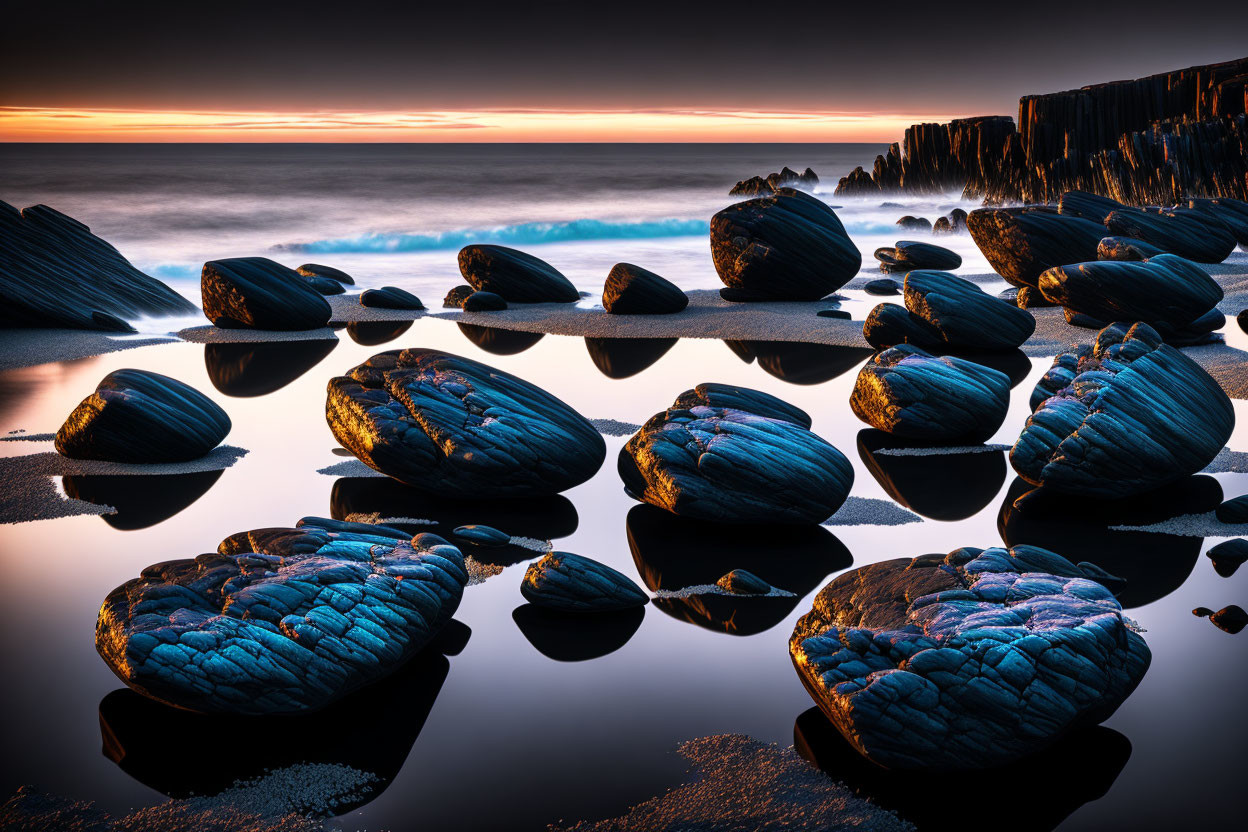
[[722, 340, 872, 384], [204, 339, 338, 397], [951, 348, 1033, 388], [347, 320, 414, 346], [99, 623, 467, 813], [626, 504, 852, 635], [457, 323, 544, 355], [512, 605, 646, 661], [61, 471, 223, 530], [794, 707, 1131, 832], [998, 476, 1221, 608], [857, 429, 1007, 521], [584, 337, 677, 379]]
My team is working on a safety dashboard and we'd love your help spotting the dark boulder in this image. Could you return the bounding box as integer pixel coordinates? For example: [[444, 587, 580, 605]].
[[443, 284, 474, 308], [461, 290, 507, 311], [1015, 322, 1234, 498], [874, 241, 963, 273], [520, 552, 648, 612], [849, 345, 1010, 443], [360, 286, 425, 310], [1216, 495, 1248, 524], [458, 244, 579, 303], [967, 208, 1105, 289], [55, 369, 230, 463], [863, 270, 1036, 351], [602, 263, 688, 314], [619, 384, 853, 524], [1058, 190, 1128, 224], [296, 263, 355, 286], [896, 216, 932, 232], [710, 189, 861, 301], [863, 278, 901, 296], [201, 257, 332, 330], [1207, 539, 1248, 577], [1037, 254, 1223, 343], [327, 348, 605, 497], [835, 166, 879, 195], [790, 545, 1151, 769], [1187, 197, 1248, 246], [301, 274, 347, 295], [0, 201, 196, 330], [453, 524, 511, 547], [1210, 605, 1248, 634], [730, 166, 819, 196], [1096, 236, 1165, 261], [1105, 207, 1237, 263], [96, 519, 467, 714]]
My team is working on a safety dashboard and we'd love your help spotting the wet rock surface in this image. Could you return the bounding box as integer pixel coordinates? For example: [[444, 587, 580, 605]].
[[874, 241, 962, 273], [1105, 207, 1237, 263], [327, 348, 605, 497], [296, 264, 354, 286], [602, 263, 688, 314], [0, 201, 195, 330], [1188, 197, 1248, 246], [863, 270, 1036, 351], [716, 569, 773, 595], [620, 384, 853, 524], [850, 345, 1010, 443], [711, 189, 861, 301], [96, 518, 468, 714], [1096, 236, 1165, 261], [201, 257, 333, 330], [359, 286, 425, 310], [521, 552, 649, 612], [967, 208, 1105, 289], [790, 545, 1151, 769], [56, 369, 231, 463], [1016, 322, 1234, 498], [458, 244, 579, 303]]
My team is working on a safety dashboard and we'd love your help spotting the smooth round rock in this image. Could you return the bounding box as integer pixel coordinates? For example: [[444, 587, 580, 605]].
[[1096, 236, 1165, 262], [461, 290, 507, 312], [521, 552, 648, 612], [56, 369, 231, 463], [360, 286, 425, 310], [874, 241, 963, 273], [458, 244, 579, 303], [967, 208, 1105, 289], [603, 263, 688, 314], [716, 569, 773, 595], [302, 274, 347, 295], [896, 216, 932, 232], [296, 264, 355, 286], [864, 278, 901, 296], [201, 257, 332, 330], [863, 270, 1036, 351], [1105, 207, 1237, 263], [443, 284, 474, 309], [453, 524, 511, 547]]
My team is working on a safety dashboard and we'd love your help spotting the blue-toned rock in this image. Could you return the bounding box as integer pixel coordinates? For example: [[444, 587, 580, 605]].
[[967, 208, 1105, 289], [461, 290, 507, 311], [711, 189, 861, 301], [874, 241, 962, 273], [864, 278, 901, 296], [717, 569, 773, 595], [1058, 190, 1127, 224], [1015, 322, 1234, 498], [863, 270, 1036, 351], [1037, 254, 1223, 343], [96, 518, 468, 714], [520, 552, 648, 612], [55, 369, 230, 463], [360, 286, 424, 310], [453, 524, 511, 547], [790, 545, 1151, 769], [1187, 197, 1248, 247], [619, 384, 853, 524], [603, 263, 688, 314], [850, 345, 1010, 443], [1096, 236, 1164, 261], [327, 349, 605, 497], [201, 257, 332, 330], [1105, 207, 1237, 263], [297, 263, 355, 286], [458, 244, 579, 303]]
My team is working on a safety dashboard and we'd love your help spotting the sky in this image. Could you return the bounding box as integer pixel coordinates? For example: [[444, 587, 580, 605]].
[[3, 1, 1247, 142]]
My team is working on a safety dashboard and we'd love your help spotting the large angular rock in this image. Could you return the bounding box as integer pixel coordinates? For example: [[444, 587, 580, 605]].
[[1105, 207, 1237, 263], [55, 369, 230, 463], [967, 208, 1105, 289], [863, 270, 1036, 351], [850, 346, 1010, 443], [790, 545, 1150, 769], [1015, 322, 1234, 498], [96, 519, 467, 714], [327, 349, 605, 497], [0, 201, 195, 330], [457, 244, 579, 303], [1037, 254, 1223, 343], [619, 384, 853, 524], [201, 257, 332, 330], [602, 263, 688, 314], [874, 241, 962, 273], [520, 552, 648, 612], [711, 189, 861, 301]]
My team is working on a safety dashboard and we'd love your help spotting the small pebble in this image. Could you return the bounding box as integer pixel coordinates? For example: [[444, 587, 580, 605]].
[[453, 524, 511, 547], [716, 569, 773, 596], [462, 290, 508, 312], [1210, 605, 1248, 634], [817, 309, 851, 319], [863, 278, 900, 296]]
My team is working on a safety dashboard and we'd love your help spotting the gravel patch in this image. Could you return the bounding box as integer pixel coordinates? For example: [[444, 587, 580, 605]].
[[1204, 446, 1248, 474], [1109, 511, 1248, 538], [178, 325, 340, 344], [0, 432, 56, 442], [0, 329, 170, 371], [590, 418, 643, 437], [823, 497, 922, 527], [653, 584, 795, 599], [317, 459, 381, 477], [874, 443, 1012, 457], [464, 556, 505, 585]]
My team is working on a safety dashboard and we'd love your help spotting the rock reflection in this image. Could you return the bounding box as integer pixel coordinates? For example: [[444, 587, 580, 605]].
[[204, 338, 338, 397], [458, 323, 544, 355], [626, 504, 851, 635], [998, 475, 1222, 607], [722, 340, 872, 384], [99, 627, 465, 813], [951, 347, 1033, 388], [331, 476, 578, 565], [512, 604, 645, 661], [61, 471, 223, 530], [347, 320, 413, 346], [794, 707, 1131, 832], [857, 429, 1007, 521], [584, 337, 677, 379]]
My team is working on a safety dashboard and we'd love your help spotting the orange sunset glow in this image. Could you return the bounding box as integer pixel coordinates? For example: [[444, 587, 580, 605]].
[[0, 106, 968, 142]]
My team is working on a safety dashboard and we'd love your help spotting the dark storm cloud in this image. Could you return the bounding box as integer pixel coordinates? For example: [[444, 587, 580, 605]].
[[3, 0, 1246, 114]]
